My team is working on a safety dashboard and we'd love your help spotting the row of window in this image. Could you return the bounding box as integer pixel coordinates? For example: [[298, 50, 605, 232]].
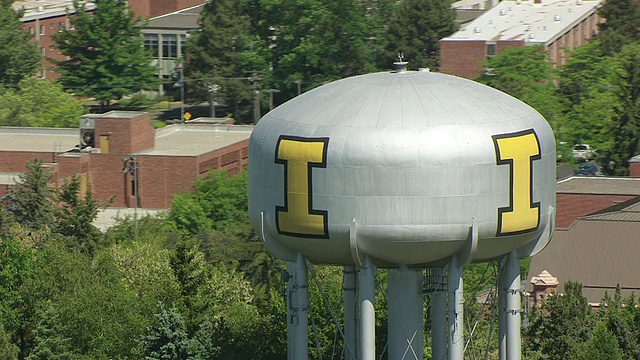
[[28, 22, 69, 36], [143, 33, 187, 59]]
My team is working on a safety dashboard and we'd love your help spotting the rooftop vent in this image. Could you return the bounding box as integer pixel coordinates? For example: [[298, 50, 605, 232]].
[[393, 53, 408, 73], [474, 26, 481, 33], [500, 9, 507, 15], [529, 33, 535, 39], [554, 14, 561, 21], [576, 0, 583, 4]]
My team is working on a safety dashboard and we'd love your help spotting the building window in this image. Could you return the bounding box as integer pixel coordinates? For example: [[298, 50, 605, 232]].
[[180, 34, 187, 58], [59, 22, 65, 31], [162, 34, 177, 58], [41, 47, 45, 55], [29, 26, 34, 34], [144, 33, 158, 57], [486, 43, 497, 59], [50, 23, 54, 30], [40, 25, 45, 35]]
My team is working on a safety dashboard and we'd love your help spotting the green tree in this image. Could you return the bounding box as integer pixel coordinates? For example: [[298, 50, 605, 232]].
[[55, 175, 106, 256], [570, 321, 623, 360], [524, 281, 594, 359], [26, 305, 74, 360], [597, 0, 640, 55], [0, 77, 86, 127], [0, 237, 34, 347], [597, 44, 640, 175], [5, 159, 55, 230], [0, 319, 18, 360], [141, 302, 192, 360], [385, 0, 457, 70], [477, 45, 567, 134], [51, 0, 158, 105], [186, 0, 252, 122], [0, 3, 40, 88]]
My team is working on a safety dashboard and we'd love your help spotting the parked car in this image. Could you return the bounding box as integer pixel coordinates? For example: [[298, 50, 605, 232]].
[[572, 144, 595, 160]]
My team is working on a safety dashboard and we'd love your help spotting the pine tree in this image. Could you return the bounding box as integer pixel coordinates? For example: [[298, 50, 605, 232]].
[[0, 319, 18, 360], [385, 0, 458, 70], [186, 0, 251, 122], [0, 3, 40, 87], [571, 321, 624, 360], [55, 175, 106, 256], [51, 0, 158, 104], [141, 302, 192, 360], [597, 0, 640, 55], [26, 306, 73, 360], [5, 159, 55, 230]]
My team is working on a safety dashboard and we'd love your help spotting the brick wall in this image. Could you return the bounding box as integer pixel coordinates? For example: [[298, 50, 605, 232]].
[[94, 113, 155, 155], [0, 152, 56, 172], [137, 155, 197, 209], [196, 139, 249, 176], [89, 153, 130, 207], [556, 193, 636, 228], [439, 40, 487, 79]]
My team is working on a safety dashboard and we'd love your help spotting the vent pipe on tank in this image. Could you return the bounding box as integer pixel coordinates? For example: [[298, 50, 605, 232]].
[[393, 53, 408, 72]]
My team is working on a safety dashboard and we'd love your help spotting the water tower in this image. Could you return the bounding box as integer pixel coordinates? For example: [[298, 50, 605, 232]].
[[248, 64, 556, 360]]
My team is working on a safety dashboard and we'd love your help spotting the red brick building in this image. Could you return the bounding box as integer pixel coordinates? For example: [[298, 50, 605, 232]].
[[0, 111, 251, 209], [440, 0, 603, 79], [14, 0, 203, 80]]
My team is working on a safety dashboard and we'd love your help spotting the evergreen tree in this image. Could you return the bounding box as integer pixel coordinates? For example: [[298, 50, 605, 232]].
[[385, 0, 457, 70], [186, 0, 252, 122], [26, 305, 74, 360], [570, 321, 624, 360], [55, 175, 106, 256], [141, 302, 192, 360], [0, 319, 18, 360], [597, 0, 640, 55], [51, 0, 158, 104], [5, 159, 55, 230], [0, 3, 40, 88], [524, 281, 594, 359], [170, 240, 208, 335]]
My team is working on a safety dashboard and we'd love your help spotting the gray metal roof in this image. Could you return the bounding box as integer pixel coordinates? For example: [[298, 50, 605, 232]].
[[557, 176, 640, 195], [443, 0, 603, 44], [138, 124, 253, 156], [529, 216, 640, 305]]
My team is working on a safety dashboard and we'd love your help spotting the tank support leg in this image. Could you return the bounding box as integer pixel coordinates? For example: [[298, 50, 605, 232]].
[[287, 253, 309, 360], [498, 258, 507, 360], [388, 268, 424, 360], [506, 251, 522, 360], [431, 268, 447, 360], [447, 257, 464, 360], [344, 265, 357, 360], [360, 256, 376, 360]]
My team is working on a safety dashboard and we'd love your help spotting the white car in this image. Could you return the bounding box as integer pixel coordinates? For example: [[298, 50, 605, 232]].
[[572, 144, 595, 160]]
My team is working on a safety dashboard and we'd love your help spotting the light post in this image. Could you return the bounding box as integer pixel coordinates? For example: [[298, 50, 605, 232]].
[[122, 155, 139, 240], [208, 83, 221, 118]]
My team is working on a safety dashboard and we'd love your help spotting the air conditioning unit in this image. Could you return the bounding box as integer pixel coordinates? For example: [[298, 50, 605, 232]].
[[79, 114, 96, 147]]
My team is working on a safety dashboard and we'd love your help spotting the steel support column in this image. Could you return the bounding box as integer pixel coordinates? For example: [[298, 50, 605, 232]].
[[506, 251, 522, 360], [431, 267, 447, 360], [344, 266, 357, 360], [287, 253, 309, 360], [388, 269, 424, 360], [359, 257, 376, 360], [447, 258, 464, 360]]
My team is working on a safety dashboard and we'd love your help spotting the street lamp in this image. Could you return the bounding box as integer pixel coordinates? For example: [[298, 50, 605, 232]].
[[122, 155, 139, 240], [208, 83, 221, 118]]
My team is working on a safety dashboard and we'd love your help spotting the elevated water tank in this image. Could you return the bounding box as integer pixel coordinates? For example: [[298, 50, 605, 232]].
[[248, 70, 555, 268]]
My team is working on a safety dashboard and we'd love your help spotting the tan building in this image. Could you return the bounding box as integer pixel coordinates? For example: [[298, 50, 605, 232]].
[[0, 111, 251, 209], [440, 0, 603, 79]]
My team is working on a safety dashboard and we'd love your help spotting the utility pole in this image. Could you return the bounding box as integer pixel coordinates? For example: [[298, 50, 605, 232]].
[[248, 71, 263, 123], [122, 155, 139, 240], [208, 84, 221, 118], [265, 88, 281, 111], [295, 79, 302, 96], [173, 61, 185, 123]]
